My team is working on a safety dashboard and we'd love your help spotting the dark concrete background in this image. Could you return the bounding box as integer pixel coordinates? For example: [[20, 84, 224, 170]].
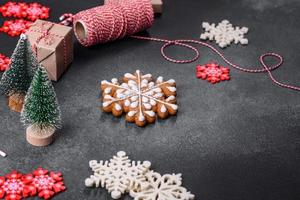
[[0, 0, 300, 199]]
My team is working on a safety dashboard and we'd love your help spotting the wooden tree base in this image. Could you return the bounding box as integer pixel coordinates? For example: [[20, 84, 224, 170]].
[[26, 126, 55, 147], [8, 93, 25, 113]]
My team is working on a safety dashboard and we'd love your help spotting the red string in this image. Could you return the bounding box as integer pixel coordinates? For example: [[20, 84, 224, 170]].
[[131, 35, 300, 91]]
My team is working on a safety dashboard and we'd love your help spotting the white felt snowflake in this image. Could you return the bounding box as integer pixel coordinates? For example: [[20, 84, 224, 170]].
[[101, 70, 178, 127], [200, 19, 249, 48], [130, 171, 195, 200], [85, 151, 151, 199]]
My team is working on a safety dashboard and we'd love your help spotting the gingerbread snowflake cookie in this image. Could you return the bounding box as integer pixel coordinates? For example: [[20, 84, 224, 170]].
[[100, 70, 178, 127]]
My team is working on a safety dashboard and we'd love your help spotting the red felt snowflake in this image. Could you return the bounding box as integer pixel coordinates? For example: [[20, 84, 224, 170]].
[[196, 63, 230, 84], [26, 3, 50, 21], [0, 2, 49, 21], [26, 168, 66, 200], [0, 171, 25, 200], [0, 19, 32, 37], [0, 2, 28, 18], [0, 54, 10, 72]]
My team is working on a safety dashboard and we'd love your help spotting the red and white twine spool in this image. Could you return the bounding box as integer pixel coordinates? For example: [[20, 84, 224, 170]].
[[71, 0, 153, 47]]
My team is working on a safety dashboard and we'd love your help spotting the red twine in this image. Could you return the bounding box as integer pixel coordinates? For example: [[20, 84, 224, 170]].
[[0, 168, 66, 200]]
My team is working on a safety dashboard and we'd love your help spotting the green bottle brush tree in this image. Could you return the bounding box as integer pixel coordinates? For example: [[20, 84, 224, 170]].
[[0, 34, 38, 112], [21, 64, 62, 146]]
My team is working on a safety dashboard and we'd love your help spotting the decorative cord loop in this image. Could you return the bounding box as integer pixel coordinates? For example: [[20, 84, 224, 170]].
[[132, 35, 300, 91]]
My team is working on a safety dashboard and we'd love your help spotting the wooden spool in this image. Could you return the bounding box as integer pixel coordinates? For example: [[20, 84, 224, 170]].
[[26, 125, 55, 147]]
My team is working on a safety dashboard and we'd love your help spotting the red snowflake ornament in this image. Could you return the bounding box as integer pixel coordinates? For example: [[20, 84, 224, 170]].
[[196, 63, 230, 84], [0, 19, 32, 37], [29, 168, 66, 200], [0, 171, 25, 200], [26, 3, 50, 21], [0, 2, 28, 18], [0, 54, 10, 72]]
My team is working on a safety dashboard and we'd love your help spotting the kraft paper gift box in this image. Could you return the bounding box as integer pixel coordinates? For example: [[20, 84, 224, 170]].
[[26, 20, 73, 81]]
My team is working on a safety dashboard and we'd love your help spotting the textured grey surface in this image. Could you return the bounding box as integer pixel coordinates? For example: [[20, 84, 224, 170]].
[[0, 0, 300, 200]]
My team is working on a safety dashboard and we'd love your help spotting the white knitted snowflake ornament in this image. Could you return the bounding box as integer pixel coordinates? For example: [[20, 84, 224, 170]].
[[85, 151, 151, 199], [200, 19, 249, 48], [130, 171, 195, 200]]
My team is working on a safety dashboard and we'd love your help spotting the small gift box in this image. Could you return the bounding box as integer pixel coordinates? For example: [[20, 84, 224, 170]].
[[26, 20, 73, 81]]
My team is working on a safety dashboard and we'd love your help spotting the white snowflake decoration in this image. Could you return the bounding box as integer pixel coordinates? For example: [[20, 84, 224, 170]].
[[101, 70, 178, 127], [200, 19, 249, 48], [85, 151, 151, 199], [130, 171, 195, 200]]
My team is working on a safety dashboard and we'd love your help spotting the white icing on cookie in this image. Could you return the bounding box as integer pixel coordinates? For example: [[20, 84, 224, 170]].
[[138, 113, 145, 122], [167, 79, 175, 84], [104, 95, 113, 100], [125, 73, 135, 79], [124, 99, 130, 107], [131, 96, 138, 102], [150, 99, 156, 106], [116, 89, 124, 94], [116, 93, 125, 99], [143, 103, 151, 110], [148, 82, 155, 88], [121, 83, 129, 88], [104, 87, 112, 94], [144, 110, 155, 117], [103, 101, 112, 107], [141, 79, 148, 88], [115, 104, 121, 111], [142, 96, 149, 103], [101, 80, 109, 85], [154, 93, 163, 98], [144, 91, 154, 96], [142, 74, 152, 79], [160, 105, 167, 113], [131, 101, 138, 108], [128, 110, 137, 117], [111, 78, 118, 84], [124, 90, 131, 95], [170, 104, 178, 110], [157, 76, 163, 83], [154, 88, 162, 93], [167, 86, 177, 92], [166, 96, 175, 101]]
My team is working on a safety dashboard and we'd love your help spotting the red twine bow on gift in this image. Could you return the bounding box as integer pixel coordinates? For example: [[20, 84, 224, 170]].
[[28, 21, 67, 68], [34, 22, 56, 47]]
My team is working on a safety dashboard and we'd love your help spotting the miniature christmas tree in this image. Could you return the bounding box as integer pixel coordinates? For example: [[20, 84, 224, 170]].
[[0, 34, 37, 96], [21, 64, 61, 146], [0, 34, 38, 112]]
